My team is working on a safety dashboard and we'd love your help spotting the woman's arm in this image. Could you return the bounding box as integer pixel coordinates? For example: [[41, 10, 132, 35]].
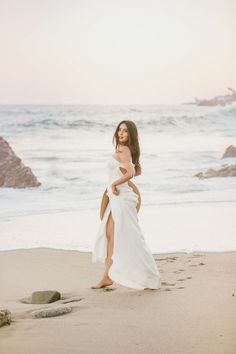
[[111, 147, 134, 189]]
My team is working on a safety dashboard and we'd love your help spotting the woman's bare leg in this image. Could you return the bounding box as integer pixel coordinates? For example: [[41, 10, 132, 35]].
[[91, 211, 114, 289]]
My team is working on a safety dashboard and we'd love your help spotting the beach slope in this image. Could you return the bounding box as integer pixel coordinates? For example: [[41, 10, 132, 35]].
[[0, 248, 235, 354]]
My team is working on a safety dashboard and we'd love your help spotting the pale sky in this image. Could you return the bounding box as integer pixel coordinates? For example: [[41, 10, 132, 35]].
[[0, 0, 235, 104]]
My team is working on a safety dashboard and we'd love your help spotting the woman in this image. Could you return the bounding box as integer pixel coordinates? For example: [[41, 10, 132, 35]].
[[91, 120, 161, 290]]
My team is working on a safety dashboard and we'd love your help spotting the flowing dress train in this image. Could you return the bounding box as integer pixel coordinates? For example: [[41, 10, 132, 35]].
[[91, 155, 161, 290]]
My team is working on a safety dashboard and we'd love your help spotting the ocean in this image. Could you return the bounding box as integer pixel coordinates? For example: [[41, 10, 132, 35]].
[[1, 103, 236, 217], [0, 104, 236, 252]]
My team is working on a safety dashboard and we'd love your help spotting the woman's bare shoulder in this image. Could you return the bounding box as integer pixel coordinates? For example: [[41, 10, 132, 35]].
[[118, 146, 132, 163], [117, 144, 131, 154]]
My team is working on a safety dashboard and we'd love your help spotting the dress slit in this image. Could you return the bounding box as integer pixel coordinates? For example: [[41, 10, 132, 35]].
[[91, 154, 161, 289], [105, 209, 115, 263]]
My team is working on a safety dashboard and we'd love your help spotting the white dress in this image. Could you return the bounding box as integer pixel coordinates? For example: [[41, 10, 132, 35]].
[[91, 154, 161, 290]]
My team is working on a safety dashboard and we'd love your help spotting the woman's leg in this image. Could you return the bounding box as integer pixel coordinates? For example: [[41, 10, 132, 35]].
[[91, 211, 114, 289], [104, 211, 114, 276]]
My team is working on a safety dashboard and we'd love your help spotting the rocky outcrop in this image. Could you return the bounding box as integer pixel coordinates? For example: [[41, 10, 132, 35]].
[[194, 87, 236, 106], [0, 309, 11, 327], [222, 145, 236, 159], [31, 305, 72, 318], [194, 165, 236, 179], [0, 137, 41, 188]]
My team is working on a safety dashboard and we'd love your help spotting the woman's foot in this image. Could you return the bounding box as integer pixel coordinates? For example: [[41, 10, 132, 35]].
[[90, 277, 113, 289]]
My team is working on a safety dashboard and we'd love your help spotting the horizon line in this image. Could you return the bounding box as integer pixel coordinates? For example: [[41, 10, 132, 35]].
[[0, 102, 192, 106]]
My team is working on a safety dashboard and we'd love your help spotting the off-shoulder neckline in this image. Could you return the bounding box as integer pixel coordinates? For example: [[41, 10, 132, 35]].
[[112, 154, 134, 166]]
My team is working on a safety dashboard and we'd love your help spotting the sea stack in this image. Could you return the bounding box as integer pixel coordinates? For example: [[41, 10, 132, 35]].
[[0, 136, 41, 188], [222, 145, 236, 159]]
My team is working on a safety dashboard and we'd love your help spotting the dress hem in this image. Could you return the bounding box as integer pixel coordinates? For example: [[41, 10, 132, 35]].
[[108, 269, 161, 290]]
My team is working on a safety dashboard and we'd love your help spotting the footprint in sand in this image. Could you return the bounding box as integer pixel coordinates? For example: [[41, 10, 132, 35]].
[[167, 257, 178, 263], [161, 282, 176, 286], [177, 277, 192, 282], [103, 287, 116, 292], [193, 254, 204, 257], [155, 256, 178, 263], [190, 262, 205, 267], [163, 285, 185, 291], [173, 269, 185, 274]]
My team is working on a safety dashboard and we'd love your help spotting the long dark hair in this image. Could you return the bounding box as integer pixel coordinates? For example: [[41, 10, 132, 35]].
[[112, 120, 141, 174]]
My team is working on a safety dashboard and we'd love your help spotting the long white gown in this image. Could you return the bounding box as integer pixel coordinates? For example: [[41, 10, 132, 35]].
[[91, 154, 161, 290]]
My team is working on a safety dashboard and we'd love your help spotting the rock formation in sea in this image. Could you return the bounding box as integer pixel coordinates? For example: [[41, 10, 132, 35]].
[[194, 87, 236, 107], [194, 165, 236, 179], [0, 137, 41, 188], [222, 145, 236, 159]]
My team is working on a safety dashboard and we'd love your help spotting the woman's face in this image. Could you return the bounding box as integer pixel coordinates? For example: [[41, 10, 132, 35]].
[[118, 123, 129, 144]]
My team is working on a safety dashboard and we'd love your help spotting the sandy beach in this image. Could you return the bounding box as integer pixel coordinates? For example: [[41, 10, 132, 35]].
[[0, 248, 235, 354]]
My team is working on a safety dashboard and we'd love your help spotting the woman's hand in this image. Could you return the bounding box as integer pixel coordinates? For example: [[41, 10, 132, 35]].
[[111, 183, 120, 195]]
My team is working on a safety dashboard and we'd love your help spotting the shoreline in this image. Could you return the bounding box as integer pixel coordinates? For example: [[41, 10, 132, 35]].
[[1, 203, 236, 253], [1, 246, 236, 254]]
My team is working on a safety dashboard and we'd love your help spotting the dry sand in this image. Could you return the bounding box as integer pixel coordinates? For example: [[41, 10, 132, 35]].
[[0, 248, 235, 354]]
